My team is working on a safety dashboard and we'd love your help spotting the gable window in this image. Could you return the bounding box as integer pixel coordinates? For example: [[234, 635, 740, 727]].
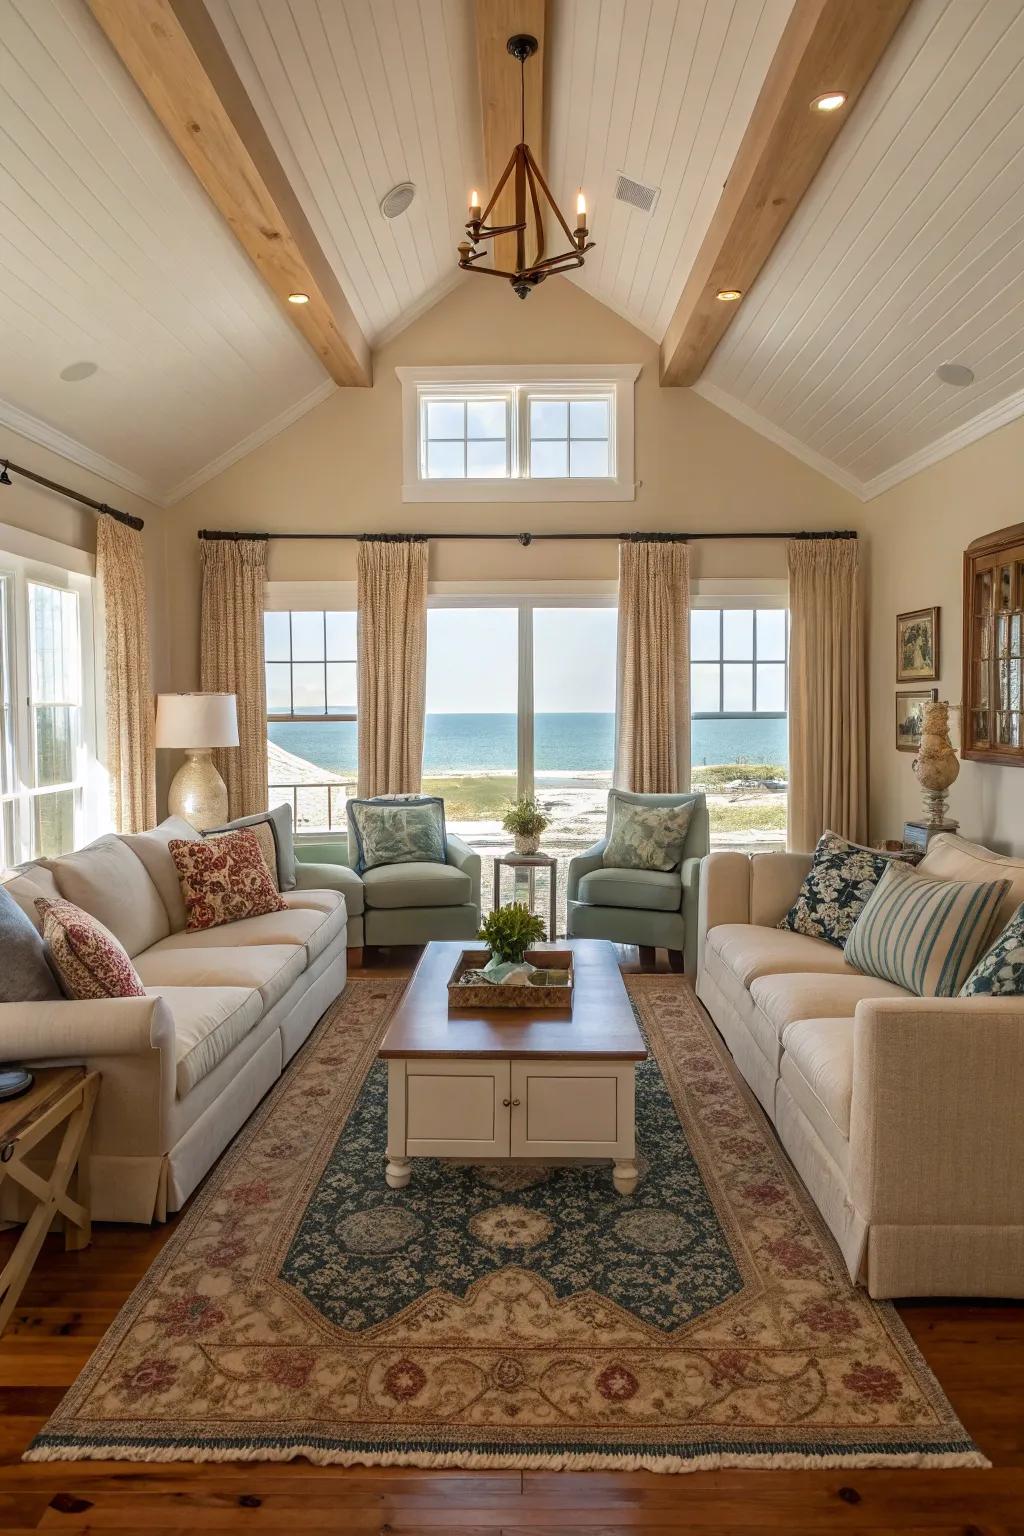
[[399, 365, 639, 502]]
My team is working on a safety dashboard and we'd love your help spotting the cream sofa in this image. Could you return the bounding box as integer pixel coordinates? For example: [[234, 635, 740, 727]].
[[696, 832, 1024, 1300], [0, 817, 347, 1223]]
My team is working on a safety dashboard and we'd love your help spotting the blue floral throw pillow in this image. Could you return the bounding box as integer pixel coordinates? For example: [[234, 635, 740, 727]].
[[347, 795, 447, 875], [960, 903, 1024, 996], [779, 830, 921, 949]]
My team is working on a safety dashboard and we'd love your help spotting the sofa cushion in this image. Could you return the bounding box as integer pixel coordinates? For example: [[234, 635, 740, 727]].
[[779, 830, 920, 948], [145, 985, 265, 1097], [780, 1017, 854, 1172], [43, 835, 169, 956], [170, 831, 287, 932], [205, 820, 280, 891], [920, 832, 1024, 927], [37, 898, 147, 1000], [1, 865, 62, 929], [845, 863, 1009, 997], [0, 886, 61, 1001], [362, 861, 472, 910], [578, 867, 681, 913], [120, 817, 201, 931], [142, 895, 345, 966], [206, 803, 296, 891], [134, 943, 306, 1013], [961, 902, 1024, 996], [706, 923, 860, 990], [751, 971, 913, 1036]]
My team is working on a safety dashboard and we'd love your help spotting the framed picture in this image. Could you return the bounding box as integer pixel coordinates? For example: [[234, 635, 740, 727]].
[[896, 607, 940, 681], [896, 688, 938, 752]]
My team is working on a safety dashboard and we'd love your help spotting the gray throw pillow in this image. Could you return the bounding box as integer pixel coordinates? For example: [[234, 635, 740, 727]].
[[603, 795, 694, 872], [204, 803, 296, 890], [0, 885, 62, 1001], [347, 796, 447, 875]]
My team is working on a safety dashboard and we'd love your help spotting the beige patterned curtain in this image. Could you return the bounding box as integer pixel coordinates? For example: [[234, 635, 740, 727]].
[[787, 537, 867, 852], [615, 537, 691, 793], [96, 516, 156, 833], [199, 537, 268, 818], [357, 537, 428, 798]]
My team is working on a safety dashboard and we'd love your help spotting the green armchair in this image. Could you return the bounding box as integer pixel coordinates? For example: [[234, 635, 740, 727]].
[[566, 790, 709, 973]]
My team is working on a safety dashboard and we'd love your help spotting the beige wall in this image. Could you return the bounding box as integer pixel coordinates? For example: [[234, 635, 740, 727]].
[[865, 414, 1024, 854], [166, 277, 863, 693]]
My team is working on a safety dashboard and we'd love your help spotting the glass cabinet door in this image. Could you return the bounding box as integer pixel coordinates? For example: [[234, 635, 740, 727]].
[[964, 530, 1024, 765]]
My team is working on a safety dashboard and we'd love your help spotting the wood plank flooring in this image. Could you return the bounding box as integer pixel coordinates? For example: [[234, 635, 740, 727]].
[[1, 947, 1020, 1534]]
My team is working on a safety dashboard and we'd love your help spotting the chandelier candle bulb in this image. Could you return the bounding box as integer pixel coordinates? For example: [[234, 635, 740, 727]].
[[469, 190, 482, 224]]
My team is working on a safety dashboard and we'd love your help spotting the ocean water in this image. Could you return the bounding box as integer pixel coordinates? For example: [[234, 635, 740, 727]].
[[269, 713, 787, 776]]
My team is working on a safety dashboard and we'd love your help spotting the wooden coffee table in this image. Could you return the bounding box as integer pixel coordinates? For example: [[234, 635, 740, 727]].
[[379, 939, 647, 1195]]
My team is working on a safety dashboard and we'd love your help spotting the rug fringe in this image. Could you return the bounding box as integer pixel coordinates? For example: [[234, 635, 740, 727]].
[[23, 1443, 990, 1472]]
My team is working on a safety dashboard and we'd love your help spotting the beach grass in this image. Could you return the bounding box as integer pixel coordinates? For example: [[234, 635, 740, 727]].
[[422, 775, 517, 819], [709, 799, 787, 833], [692, 762, 786, 791]]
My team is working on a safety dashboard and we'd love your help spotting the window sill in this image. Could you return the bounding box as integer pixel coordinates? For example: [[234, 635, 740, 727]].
[[402, 477, 637, 504]]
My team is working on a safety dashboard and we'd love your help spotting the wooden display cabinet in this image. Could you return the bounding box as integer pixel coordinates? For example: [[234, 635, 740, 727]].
[[963, 522, 1024, 765]]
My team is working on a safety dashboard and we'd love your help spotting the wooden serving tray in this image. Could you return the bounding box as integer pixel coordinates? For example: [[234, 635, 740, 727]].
[[447, 948, 574, 1011]]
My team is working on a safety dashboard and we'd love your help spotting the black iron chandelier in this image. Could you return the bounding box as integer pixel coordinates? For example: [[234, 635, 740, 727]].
[[457, 34, 593, 300]]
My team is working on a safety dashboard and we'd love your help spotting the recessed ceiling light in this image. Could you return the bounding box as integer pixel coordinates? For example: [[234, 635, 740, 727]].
[[716, 289, 743, 302], [380, 181, 416, 219], [935, 362, 975, 386], [811, 92, 847, 112], [287, 292, 310, 305], [60, 360, 98, 382]]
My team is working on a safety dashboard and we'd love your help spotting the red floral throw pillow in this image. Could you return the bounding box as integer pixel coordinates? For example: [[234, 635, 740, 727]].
[[36, 898, 147, 1001], [169, 829, 287, 932]]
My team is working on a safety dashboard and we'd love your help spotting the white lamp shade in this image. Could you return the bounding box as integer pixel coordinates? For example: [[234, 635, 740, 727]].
[[155, 693, 239, 750]]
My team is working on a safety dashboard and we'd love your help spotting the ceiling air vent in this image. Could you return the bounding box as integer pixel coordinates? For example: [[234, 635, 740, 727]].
[[614, 173, 660, 214]]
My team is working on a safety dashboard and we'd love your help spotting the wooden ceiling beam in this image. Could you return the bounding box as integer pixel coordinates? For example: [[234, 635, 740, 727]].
[[474, 0, 546, 273], [660, 0, 913, 387], [87, 0, 370, 386]]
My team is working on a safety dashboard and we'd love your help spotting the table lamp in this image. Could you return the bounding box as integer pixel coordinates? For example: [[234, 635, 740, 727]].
[[155, 693, 239, 830]]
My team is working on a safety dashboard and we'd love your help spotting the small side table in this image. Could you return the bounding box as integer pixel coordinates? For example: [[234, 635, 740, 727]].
[[493, 851, 559, 939], [0, 1066, 99, 1335]]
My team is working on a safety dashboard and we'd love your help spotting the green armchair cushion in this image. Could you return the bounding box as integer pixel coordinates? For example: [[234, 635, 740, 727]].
[[578, 867, 681, 913], [362, 861, 472, 910]]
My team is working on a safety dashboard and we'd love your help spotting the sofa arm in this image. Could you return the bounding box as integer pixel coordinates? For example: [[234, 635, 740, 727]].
[[850, 997, 1024, 1232], [446, 833, 481, 914], [749, 852, 811, 927], [0, 995, 176, 1159], [567, 838, 608, 903], [696, 852, 751, 973], [294, 861, 355, 894]]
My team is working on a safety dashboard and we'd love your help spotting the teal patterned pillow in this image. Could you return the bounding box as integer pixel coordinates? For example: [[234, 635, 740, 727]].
[[347, 796, 447, 875], [780, 831, 921, 949], [960, 903, 1024, 996], [603, 795, 694, 873]]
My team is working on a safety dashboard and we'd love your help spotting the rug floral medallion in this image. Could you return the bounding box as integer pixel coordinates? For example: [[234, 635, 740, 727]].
[[27, 976, 984, 1472]]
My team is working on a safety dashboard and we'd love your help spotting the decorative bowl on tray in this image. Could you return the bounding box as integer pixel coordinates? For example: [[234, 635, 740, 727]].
[[447, 948, 574, 1011]]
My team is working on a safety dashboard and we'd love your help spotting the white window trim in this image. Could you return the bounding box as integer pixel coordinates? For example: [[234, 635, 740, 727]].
[[0, 523, 106, 863], [397, 364, 641, 503]]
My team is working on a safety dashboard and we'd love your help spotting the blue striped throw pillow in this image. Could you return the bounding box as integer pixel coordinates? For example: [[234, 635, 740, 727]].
[[844, 863, 1010, 997]]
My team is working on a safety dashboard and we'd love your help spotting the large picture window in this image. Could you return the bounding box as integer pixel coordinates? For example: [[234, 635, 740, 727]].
[[0, 548, 99, 865], [264, 609, 357, 833]]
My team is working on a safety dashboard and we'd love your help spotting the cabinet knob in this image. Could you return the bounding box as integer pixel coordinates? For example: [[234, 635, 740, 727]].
[[502, 1098, 511, 1107], [512, 1098, 521, 1107]]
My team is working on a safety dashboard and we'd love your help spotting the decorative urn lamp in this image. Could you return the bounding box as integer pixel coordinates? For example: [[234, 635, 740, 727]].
[[155, 693, 238, 831], [912, 699, 960, 831]]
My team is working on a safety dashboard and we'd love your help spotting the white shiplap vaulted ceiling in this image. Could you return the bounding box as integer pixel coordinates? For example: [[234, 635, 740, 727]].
[[3, 0, 1024, 504], [702, 0, 1024, 498], [0, 0, 329, 501]]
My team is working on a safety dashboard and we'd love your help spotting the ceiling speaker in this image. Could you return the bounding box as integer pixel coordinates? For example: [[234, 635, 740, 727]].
[[380, 182, 416, 219]]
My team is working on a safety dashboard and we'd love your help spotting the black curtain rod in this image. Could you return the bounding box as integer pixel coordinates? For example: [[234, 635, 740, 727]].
[[0, 457, 144, 531], [197, 528, 857, 545]]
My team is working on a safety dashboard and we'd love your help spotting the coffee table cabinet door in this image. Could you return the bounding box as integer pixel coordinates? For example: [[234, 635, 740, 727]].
[[404, 1059, 512, 1157], [508, 1061, 634, 1160]]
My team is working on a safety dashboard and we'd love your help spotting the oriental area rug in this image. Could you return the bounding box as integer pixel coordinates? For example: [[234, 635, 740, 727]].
[[27, 976, 983, 1472]]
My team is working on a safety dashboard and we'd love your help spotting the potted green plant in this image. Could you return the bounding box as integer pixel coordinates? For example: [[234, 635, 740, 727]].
[[478, 903, 547, 966], [501, 795, 551, 856]]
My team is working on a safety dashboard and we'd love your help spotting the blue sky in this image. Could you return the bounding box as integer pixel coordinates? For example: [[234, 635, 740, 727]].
[[425, 607, 618, 713]]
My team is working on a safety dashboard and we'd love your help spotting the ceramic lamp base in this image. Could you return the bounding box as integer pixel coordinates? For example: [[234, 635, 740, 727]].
[[168, 750, 228, 831]]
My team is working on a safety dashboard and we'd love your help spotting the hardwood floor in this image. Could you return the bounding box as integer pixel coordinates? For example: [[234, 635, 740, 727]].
[[1, 947, 1021, 1534]]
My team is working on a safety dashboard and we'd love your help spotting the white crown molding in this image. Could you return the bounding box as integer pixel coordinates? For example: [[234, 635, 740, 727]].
[[162, 379, 337, 505], [691, 380, 866, 501], [860, 384, 1024, 501], [0, 395, 161, 505]]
